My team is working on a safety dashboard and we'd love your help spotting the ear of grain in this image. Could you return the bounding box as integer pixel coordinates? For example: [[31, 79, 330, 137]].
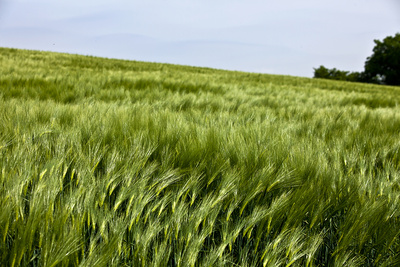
[[1, 47, 400, 266]]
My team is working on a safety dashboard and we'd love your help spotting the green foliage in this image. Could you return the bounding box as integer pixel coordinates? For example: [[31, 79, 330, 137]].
[[313, 66, 362, 82], [314, 33, 400, 86], [1, 47, 400, 266], [364, 33, 400, 85]]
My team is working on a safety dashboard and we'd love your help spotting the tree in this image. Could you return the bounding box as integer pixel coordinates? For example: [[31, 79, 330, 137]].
[[313, 66, 361, 82], [313, 65, 330, 79], [363, 33, 400, 85], [313, 33, 400, 86]]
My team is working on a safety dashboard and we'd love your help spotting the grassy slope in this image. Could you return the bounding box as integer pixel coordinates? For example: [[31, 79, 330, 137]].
[[1, 47, 400, 266]]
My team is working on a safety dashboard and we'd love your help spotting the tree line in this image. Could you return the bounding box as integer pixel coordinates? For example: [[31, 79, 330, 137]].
[[314, 33, 400, 86]]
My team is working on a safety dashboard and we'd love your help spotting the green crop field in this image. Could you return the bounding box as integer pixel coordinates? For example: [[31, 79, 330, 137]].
[[1, 47, 400, 266]]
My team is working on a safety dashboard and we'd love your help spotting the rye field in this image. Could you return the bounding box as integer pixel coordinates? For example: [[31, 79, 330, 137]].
[[1, 47, 400, 266]]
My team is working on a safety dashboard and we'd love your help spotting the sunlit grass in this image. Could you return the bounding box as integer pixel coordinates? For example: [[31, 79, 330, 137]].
[[1, 47, 400, 266]]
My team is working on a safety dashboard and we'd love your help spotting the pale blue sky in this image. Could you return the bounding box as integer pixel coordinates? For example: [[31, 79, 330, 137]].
[[0, 0, 399, 77]]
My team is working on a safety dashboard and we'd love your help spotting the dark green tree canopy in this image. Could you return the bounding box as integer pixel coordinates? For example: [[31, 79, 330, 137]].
[[313, 66, 361, 82], [314, 33, 400, 86], [364, 33, 400, 85]]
